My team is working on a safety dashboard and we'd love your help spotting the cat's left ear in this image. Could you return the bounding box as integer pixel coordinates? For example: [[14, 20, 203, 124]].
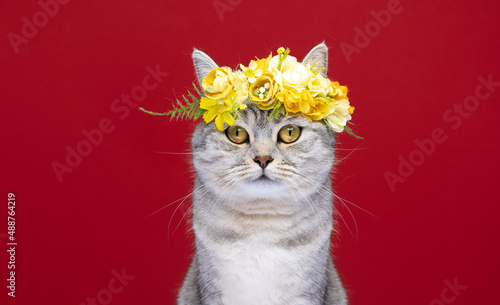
[[192, 49, 219, 89], [302, 42, 329, 77]]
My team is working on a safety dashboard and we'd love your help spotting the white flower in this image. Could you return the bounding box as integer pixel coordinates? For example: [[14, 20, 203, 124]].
[[268, 55, 312, 91], [268, 54, 298, 73], [307, 73, 331, 97], [324, 99, 352, 132], [282, 64, 313, 91]]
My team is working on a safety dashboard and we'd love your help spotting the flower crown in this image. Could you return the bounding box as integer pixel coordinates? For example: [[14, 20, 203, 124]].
[[140, 47, 359, 137]]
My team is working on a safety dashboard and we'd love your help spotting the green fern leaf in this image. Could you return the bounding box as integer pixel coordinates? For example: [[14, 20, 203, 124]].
[[139, 83, 205, 122]]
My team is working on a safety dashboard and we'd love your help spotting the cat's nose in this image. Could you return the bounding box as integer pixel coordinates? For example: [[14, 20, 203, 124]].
[[253, 156, 274, 169]]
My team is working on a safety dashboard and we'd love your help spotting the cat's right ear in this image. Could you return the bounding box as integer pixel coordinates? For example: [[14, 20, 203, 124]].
[[192, 49, 219, 89]]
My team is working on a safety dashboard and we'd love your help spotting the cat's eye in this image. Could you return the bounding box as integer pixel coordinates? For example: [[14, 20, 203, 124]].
[[226, 125, 249, 144], [278, 125, 301, 143]]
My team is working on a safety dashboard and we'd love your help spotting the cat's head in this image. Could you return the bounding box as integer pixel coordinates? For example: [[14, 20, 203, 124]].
[[191, 44, 336, 215]]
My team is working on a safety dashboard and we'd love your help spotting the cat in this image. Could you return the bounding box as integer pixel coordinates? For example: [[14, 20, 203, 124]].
[[177, 43, 348, 305]]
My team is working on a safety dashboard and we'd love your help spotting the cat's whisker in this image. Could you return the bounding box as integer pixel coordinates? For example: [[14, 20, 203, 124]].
[[299, 172, 378, 219], [206, 175, 237, 213], [171, 185, 218, 238], [291, 175, 358, 240], [171, 201, 193, 236], [333, 193, 379, 219], [155, 151, 193, 155], [146, 193, 192, 217], [283, 179, 317, 214], [332, 202, 355, 238], [146, 184, 206, 238], [333, 143, 364, 165], [292, 173, 357, 239], [167, 191, 197, 237], [334, 145, 367, 151], [314, 179, 378, 222], [332, 193, 358, 240], [208, 187, 227, 215]]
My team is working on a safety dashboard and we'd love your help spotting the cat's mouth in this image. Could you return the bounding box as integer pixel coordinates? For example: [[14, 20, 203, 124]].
[[244, 168, 281, 187], [255, 174, 273, 182], [240, 171, 292, 201], [251, 172, 277, 184]]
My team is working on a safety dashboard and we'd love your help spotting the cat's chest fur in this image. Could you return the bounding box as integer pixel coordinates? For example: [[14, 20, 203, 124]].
[[194, 210, 332, 305], [216, 240, 305, 304]]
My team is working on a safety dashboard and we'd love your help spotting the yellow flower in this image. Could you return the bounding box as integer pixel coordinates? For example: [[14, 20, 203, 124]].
[[276, 88, 314, 115], [202, 67, 234, 99], [276, 88, 331, 121], [249, 71, 279, 110], [256, 53, 272, 71], [324, 99, 353, 132], [240, 53, 272, 83], [303, 96, 331, 121], [240, 61, 263, 83], [328, 81, 348, 101], [200, 97, 236, 131]]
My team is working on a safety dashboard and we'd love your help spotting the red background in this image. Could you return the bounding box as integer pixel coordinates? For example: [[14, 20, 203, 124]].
[[1, 0, 500, 304]]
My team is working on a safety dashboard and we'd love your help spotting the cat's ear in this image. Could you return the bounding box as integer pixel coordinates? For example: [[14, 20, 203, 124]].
[[192, 48, 219, 88], [302, 42, 329, 77]]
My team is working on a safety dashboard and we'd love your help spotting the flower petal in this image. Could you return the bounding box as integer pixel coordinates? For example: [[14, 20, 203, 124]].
[[215, 114, 224, 130], [224, 112, 235, 126], [199, 97, 217, 109], [203, 107, 218, 123]]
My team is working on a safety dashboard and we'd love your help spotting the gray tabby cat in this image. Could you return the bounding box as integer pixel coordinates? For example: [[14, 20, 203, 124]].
[[177, 43, 348, 305]]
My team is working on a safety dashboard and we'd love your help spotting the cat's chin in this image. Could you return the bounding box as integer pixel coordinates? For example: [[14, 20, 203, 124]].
[[231, 177, 300, 210], [245, 179, 285, 196], [252, 175, 274, 184]]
